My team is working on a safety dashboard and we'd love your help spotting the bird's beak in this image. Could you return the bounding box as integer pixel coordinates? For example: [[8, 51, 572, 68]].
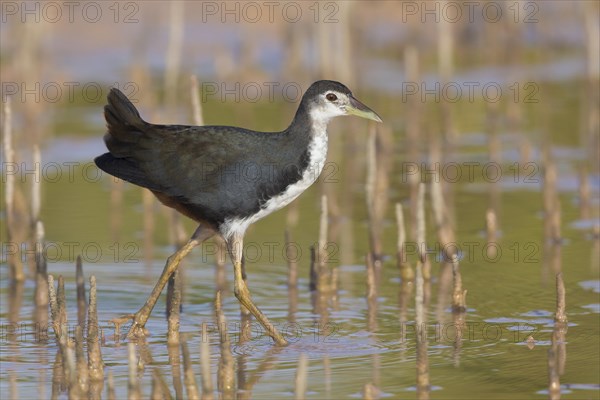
[[346, 95, 383, 123]]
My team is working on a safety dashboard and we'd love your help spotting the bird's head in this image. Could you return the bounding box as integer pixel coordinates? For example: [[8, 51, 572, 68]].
[[302, 80, 383, 126]]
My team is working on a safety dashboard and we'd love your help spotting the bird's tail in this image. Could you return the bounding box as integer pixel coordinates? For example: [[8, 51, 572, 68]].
[[95, 89, 158, 189], [102, 88, 145, 157]]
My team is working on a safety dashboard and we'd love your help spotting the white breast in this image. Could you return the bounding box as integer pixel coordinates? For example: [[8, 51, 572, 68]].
[[220, 128, 328, 240]]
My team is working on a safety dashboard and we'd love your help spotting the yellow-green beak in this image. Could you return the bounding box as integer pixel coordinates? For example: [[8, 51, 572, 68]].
[[347, 95, 383, 123]]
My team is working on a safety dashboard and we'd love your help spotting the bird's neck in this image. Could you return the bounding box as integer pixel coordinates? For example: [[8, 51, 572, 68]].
[[285, 104, 329, 180], [289, 102, 332, 139]]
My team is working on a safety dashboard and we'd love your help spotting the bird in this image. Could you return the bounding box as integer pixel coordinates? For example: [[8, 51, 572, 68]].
[[95, 80, 382, 345]]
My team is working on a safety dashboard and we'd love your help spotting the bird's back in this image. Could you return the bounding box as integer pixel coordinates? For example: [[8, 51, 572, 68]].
[[95, 89, 311, 228]]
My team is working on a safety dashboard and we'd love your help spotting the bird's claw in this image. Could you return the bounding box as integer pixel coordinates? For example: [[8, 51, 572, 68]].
[[109, 314, 149, 340], [126, 320, 150, 339]]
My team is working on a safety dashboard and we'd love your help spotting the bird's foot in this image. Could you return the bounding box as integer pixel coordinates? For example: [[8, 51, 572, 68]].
[[109, 313, 149, 340], [126, 318, 150, 339], [271, 330, 288, 346]]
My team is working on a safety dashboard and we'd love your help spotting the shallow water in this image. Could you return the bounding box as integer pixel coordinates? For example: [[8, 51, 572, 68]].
[[1, 134, 599, 398], [2, 100, 600, 398]]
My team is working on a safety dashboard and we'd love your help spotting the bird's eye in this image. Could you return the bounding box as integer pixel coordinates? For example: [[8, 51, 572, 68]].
[[326, 93, 337, 101]]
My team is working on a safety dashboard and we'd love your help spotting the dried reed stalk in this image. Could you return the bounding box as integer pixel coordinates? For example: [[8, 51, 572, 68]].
[[167, 270, 182, 344], [285, 229, 298, 287], [74, 325, 89, 394], [190, 75, 205, 126], [163, 0, 184, 109], [578, 167, 591, 219], [76, 255, 87, 329], [318, 194, 329, 266], [87, 276, 104, 381], [450, 255, 467, 313], [294, 353, 308, 400], [415, 184, 429, 399], [151, 368, 172, 400], [181, 340, 200, 400], [128, 342, 141, 400], [363, 382, 379, 400], [2, 96, 25, 282], [396, 203, 414, 281], [215, 291, 235, 397], [416, 183, 430, 280], [107, 370, 115, 400], [48, 275, 60, 339], [34, 220, 48, 328], [32, 144, 41, 222], [309, 246, 318, 292], [200, 323, 214, 400], [555, 273, 567, 324], [3, 99, 24, 280]]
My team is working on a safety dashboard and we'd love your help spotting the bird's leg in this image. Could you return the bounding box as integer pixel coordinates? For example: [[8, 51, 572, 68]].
[[238, 253, 253, 345], [239, 254, 252, 321], [127, 225, 214, 338], [227, 233, 288, 346]]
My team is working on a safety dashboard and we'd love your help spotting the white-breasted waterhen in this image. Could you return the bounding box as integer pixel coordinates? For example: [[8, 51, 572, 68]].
[[95, 80, 382, 345]]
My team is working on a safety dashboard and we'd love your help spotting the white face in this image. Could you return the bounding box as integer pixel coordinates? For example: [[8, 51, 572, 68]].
[[308, 90, 351, 126]]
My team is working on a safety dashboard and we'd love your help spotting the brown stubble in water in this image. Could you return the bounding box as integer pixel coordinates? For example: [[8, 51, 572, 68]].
[[74, 325, 89, 395], [403, 45, 422, 243], [583, 1, 600, 174], [310, 195, 337, 325], [199, 323, 214, 400], [166, 269, 183, 345], [450, 254, 467, 367], [3, 98, 26, 283], [365, 253, 381, 392], [548, 271, 568, 400], [438, 0, 455, 145], [365, 123, 391, 263], [540, 158, 567, 399], [33, 221, 49, 337], [88, 275, 104, 383], [4, 97, 27, 349], [415, 183, 430, 400], [166, 341, 183, 399], [46, 270, 106, 399], [236, 345, 283, 400], [578, 167, 591, 220], [75, 256, 87, 330], [396, 203, 414, 282], [215, 291, 235, 398], [430, 173, 455, 325], [48, 275, 67, 341], [128, 342, 142, 400], [294, 353, 308, 400], [150, 368, 172, 400], [542, 146, 564, 296], [285, 229, 299, 324], [181, 339, 200, 400], [106, 370, 116, 400]]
